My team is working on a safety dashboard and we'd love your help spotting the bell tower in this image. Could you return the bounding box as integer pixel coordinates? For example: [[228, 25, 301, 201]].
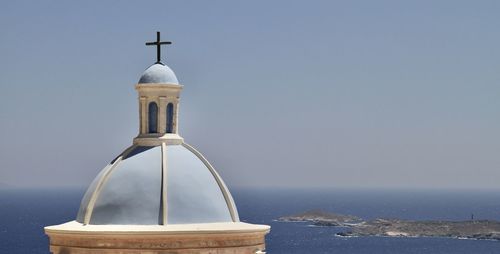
[[134, 32, 183, 146]]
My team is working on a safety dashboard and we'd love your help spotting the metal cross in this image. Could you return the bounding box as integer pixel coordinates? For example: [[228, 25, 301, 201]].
[[145, 31, 172, 64]]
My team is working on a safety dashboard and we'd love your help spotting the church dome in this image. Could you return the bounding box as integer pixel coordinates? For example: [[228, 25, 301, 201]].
[[76, 143, 239, 225], [45, 32, 269, 254], [138, 63, 179, 84]]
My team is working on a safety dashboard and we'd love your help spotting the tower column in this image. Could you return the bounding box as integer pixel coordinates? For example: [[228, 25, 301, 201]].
[[174, 98, 180, 134], [140, 96, 147, 134], [159, 96, 167, 134]]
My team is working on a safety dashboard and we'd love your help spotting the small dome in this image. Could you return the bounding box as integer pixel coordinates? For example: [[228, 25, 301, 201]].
[[76, 144, 238, 225], [138, 63, 179, 84]]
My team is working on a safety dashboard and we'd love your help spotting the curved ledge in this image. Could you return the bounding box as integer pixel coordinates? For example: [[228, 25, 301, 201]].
[[45, 221, 270, 235], [134, 134, 184, 146], [135, 83, 183, 90]]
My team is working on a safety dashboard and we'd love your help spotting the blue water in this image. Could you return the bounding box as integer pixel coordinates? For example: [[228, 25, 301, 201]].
[[1, 188, 500, 253]]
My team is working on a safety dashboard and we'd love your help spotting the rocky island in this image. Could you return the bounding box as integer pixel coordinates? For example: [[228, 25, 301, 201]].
[[279, 209, 362, 226], [279, 210, 500, 241]]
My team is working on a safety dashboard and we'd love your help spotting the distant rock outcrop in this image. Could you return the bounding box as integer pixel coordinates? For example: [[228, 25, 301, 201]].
[[344, 218, 500, 240], [279, 210, 500, 241], [278, 209, 362, 226]]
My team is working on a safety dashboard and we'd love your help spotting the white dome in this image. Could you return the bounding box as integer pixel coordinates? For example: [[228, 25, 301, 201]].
[[76, 143, 238, 225], [138, 63, 179, 84]]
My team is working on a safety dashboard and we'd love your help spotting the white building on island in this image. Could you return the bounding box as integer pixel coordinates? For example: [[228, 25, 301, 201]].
[[44, 32, 270, 254]]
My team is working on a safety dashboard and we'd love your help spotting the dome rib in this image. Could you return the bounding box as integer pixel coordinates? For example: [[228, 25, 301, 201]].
[[181, 143, 239, 222], [160, 143, 168, 225], [79, 145, 138, 225], [90, 146, 163, 225]]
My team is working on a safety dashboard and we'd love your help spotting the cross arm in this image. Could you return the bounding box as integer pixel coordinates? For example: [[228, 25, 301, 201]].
[[145, 41, 172, 46]]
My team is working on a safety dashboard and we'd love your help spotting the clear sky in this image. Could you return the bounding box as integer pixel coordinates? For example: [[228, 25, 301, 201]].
[[1, 1, 499, 189]]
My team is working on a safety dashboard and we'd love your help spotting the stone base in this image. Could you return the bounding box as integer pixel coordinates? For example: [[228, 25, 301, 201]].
[[45, 221, 269, 254]]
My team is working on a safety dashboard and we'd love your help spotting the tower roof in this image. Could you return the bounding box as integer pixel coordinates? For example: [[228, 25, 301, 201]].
[[138, 63, 179, 84]]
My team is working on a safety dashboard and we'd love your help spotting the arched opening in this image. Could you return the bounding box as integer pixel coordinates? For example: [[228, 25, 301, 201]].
[[166, 103, 174, 133], [148, 102, 158, 133]]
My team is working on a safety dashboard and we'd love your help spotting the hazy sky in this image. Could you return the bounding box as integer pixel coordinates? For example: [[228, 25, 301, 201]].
[[0, 1, 499, 189]]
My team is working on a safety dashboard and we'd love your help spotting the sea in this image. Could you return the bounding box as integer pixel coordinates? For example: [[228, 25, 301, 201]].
[[1, 188, 500, 254]]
